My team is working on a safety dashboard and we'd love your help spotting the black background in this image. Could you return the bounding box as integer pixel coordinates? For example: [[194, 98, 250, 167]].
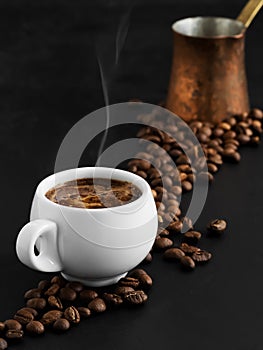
[[1, 0, 263, 349]]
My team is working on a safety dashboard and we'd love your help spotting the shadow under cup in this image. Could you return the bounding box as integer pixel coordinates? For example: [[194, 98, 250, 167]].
[[23, 167, 158, 287]]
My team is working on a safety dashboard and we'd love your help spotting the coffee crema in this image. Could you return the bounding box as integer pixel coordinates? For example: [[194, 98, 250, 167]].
[[45, 178, 142, 209]]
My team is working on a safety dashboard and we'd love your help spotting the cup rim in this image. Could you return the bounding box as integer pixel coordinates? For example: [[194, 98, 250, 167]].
[[36, 166, 150, 213], [172, 16, 246, 39]]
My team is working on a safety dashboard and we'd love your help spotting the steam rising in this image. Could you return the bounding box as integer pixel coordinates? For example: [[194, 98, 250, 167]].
[[96, 2, 133, 164]]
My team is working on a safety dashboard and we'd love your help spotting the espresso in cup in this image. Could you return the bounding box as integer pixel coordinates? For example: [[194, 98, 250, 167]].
[[45, 178, 142, 209]]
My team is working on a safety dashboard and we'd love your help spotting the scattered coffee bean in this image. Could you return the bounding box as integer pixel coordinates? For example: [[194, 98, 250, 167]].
[[14, 309, 34, 325], [192, 250, 212, 262], [17, 307, 38, 318], [153, 237, 173, 250], [144, 252, 153, 263], [64, 306, 80, 324], [59, 287, 77, 302], [65, 282, 84, 293], [5, 329, 24, 339], [0, 338, 7, 350], [24, 288, 42, 299], [41, 311, 63, 326], [53, 318, 70, 332], [4, 320, 22, 331], [88, 298, 107, 313], [167, 221, 183, 233], [183, 230, 202, 243], [77, 307, 92, 318], [180, 256, 195, 270], [0, 322, 5, 332], [115, 286, 134, 295], [79, 289, 98, 302], [37, 280, 50, 291], [124, 290, 148, 305], [180, 243, 200, 254], [48, 296, 63, 310], [26, 321, 45, 335], [50, 275, 66, 286], [44, 284, 60, 296], [163, 248, 185, 261], [118, 277, 140, 288], [207, 219, 227, 234], [26, 298, 46, 310], [103, 293, 123, 306]]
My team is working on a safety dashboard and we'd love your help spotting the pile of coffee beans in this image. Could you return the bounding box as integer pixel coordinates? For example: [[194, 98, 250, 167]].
[[127, 107, 263, 265], [0, 269, 152, 349]]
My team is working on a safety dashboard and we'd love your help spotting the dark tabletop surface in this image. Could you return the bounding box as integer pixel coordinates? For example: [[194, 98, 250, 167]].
[[1, 0, 263, 349]]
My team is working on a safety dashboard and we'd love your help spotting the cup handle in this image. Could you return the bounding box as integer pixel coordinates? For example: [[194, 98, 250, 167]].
[[16, 219, 62, 272]]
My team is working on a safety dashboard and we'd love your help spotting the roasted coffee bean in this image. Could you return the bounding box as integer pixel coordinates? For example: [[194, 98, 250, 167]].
[[163, 247, 185, 261], [48, 296, 63, 310], [237, 134, 250, 145], [51, 275, 66, 286], [0, 322, 5, 332], [182, 180, 192, 192], [209, 154, 223, 165], [183, 230, 202, 243], [5, 329, 24, 339], [26, 298, 46, 310], [250, 108, 263, 119], [153, 237, 173, 250], [207, 163, 218, 173], [4, 320, 22, 331], [124, 290, 148, 305], [118, 277, 140, 288], [0, 338, 7, 350], [180, 243, 200, 254], [218, 122, 231, 131], [151, 189, 157, 199], [207, 219, 227, 234], [38, 280, 50, 291], [144, 252, 153, 263], [213, 127, 224, 137], [88, 298, 107, 313], [59, 287, 77, 301], [14, 309, 34, 325], [192, 250, 212, 262], [24, 288, 42, 299], [16, 308, 38, 318], [77, 307, 92, 318], [53, 318, 70, 332], [136, 170, 147, 179], [103, 293, 123, 306], [181, 217, 193, 231], [65, 282, 84, 293], [223, 130, 236, 140], [180, 256, 195, 270], [64, 306, 80, 324], [79, 289, 98, 302], [167, 220, 183, 233], [250, 136, 260, 145], [129, 269, 148, 278], [26, 321, 45, 335], [129, 269, 153, 289], [158, 228, 170, 236], [115, 286, 134, 295], [151, 178, 162, 187], [44, 283, 60, 296], [128, 159, 151, 170], [41, 311, 63, 326]]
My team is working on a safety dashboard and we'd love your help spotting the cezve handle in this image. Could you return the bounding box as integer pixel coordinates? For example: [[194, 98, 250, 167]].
[[237, 0, 263, 28], [16, 219, 62, 272]]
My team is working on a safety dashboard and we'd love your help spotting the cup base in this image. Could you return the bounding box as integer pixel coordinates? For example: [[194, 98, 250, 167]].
[[61, 272, 128, 287]]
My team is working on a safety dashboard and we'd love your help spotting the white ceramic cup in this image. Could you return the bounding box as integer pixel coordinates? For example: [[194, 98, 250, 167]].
[[16, 167, 158, 286]]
